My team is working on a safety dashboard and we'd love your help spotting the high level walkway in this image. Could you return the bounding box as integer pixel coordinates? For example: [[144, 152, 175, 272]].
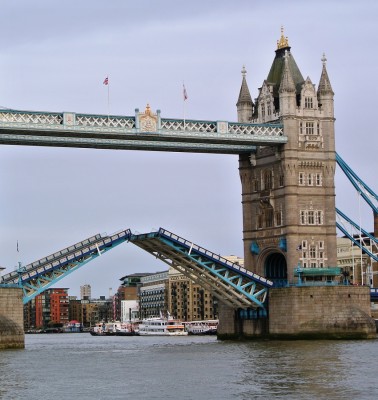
[[0, 229, 130, 304], [0, 107, 285, 154]]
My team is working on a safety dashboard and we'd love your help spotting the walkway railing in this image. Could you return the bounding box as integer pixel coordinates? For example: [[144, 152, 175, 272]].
[[0, 108, 286, 153]]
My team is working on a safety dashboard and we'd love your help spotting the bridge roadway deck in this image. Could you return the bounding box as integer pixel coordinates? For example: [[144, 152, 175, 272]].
[[1, 229, 130, 304], [130, 228, 273, 310], [0, 108, 286, 154]]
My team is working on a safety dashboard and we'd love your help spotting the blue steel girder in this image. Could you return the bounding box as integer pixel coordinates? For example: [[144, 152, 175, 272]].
[[2, 229, 131, 304], [336, 153, 378, 214], [336, 209, 378, 263], [130, 228, 273, 310]]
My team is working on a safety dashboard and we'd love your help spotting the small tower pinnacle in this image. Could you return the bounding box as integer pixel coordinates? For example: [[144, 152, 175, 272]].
[[241, 65, 247, 78], [236, 65, 253, 122], [321, 53, 327, 66], [279, 50, 296, 93], [318, 52, 334, 95]]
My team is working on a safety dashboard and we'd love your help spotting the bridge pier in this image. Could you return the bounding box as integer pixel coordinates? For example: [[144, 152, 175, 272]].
[[0, 287, 24, 349], [218, 286, 376, 340]]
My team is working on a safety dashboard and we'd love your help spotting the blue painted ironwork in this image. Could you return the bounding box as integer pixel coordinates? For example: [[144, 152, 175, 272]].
[[250, 241, 260, 255], [336, 208, 378, 262], [336, 153, 378, 214], [278, 237, 287, 252], [130, 228, 273, 310], [1, 229, 131, 303], [0, 108, 286, 154], [370, 288, 378, 300]]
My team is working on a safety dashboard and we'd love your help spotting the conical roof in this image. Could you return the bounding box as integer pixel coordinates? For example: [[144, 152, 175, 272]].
[[266, 30, 304, 98], [318, 53, 334, 96], [279, 52, 296, 93], [237, 66, 253, 106]]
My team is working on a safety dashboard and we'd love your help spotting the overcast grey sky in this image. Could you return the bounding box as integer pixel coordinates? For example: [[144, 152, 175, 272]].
[[0, 1, 377, 298]]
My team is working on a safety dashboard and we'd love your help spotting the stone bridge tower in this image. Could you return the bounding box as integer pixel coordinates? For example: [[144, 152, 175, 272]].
[[237, 30, 337, 285]]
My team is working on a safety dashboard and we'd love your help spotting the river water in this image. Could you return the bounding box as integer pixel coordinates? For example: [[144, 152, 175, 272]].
[[0, 334, 377, 399]]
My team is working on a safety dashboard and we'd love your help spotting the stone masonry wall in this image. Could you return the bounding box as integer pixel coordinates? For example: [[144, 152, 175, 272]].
[[0, 287, 25, 349], [268, 286, 376, 339]]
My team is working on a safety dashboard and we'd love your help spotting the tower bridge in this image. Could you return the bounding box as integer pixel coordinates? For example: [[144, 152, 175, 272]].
[[1, 30, 377, 348]]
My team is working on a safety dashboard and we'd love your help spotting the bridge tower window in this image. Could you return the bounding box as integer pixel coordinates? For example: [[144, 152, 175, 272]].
[[263, 169, 273, 190], [265, 208, 274, 228], [299, 172, 305, 185], [305, 122, 314, 135], [305, 97, 313, 109], [316, 173, 322, 186]]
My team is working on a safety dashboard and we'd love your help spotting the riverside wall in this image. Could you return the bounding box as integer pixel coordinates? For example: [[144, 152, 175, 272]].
[[0, 287, 25, 349], [217, 286, 376, 340]]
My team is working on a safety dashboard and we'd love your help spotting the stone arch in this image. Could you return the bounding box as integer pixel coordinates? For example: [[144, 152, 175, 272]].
[[264, 252, 288, 287]]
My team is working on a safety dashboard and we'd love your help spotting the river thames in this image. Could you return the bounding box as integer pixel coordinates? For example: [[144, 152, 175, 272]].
[[1, 334, 377, 399]]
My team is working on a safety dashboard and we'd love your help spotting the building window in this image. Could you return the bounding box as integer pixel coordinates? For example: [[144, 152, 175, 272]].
[[275, 210, 282, 226], [308, 211, 315, 225], [316, 211, 323, 225], [299, 122, 303, 134], [305, 97, 313, 109], [300, 211, 306, 225], [299, 210, 323, 225], [299, 172, 305, 185], [305, 122, 314, 135], [265, 208, 274, 228], [308, 174, 313, 186], [309, 246, 316, 258], [263, 170, 273, 190], [279, 173, 284, 187], [257, 214, 263, 229], [316, 173, 322, 186], [261, 103, 265, 118]]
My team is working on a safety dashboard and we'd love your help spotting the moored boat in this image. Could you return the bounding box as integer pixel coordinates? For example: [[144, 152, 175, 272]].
[[139, 316, 188, 336], [184, 320, 219, 335], [115, 322, 139, 336], [89, 321, 120, 336]]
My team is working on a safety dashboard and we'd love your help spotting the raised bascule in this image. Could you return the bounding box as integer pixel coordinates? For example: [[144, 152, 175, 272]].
[[1, 30, 377, 348]]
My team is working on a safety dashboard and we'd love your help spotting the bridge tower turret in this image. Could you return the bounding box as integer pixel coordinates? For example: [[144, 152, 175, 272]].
[[238, 29, 337, 285], [236, 65, 254, 123]]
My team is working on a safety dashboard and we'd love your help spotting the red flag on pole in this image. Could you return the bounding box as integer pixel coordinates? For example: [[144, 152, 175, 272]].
[[103, 76, 109, 85], [183, 84, 188, 101]]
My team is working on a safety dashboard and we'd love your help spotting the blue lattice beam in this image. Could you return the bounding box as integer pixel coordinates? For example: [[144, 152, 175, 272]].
[[130, 228, 273, 310], [1, 229, 131, 303]]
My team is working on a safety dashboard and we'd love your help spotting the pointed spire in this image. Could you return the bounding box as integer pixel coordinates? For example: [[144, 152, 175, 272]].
[[279, 51, 296, 93], [237, 65, 253, 106], [318, 53, 334, 95]]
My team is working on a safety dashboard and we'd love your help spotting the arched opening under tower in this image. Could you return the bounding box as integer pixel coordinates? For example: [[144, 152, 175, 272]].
[[265, 253, 287, 287]]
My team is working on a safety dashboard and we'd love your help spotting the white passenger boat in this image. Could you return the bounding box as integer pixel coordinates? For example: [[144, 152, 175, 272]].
[[184, 320, 219, 335], [139, 317, 188, 336]]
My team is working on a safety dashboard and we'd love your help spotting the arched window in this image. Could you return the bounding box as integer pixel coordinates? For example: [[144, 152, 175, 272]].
[[263, 169, 273, 190]]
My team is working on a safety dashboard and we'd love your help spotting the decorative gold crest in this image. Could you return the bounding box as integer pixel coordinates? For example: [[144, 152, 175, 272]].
[[277, 26, 289, 50], [139, 104, 157, 132]]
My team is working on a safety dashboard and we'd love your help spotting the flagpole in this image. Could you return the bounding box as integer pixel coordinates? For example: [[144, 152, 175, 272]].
[[103, 75, 110, 124], [183, 82, 187, 131], [107, 75, 110, 123]]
